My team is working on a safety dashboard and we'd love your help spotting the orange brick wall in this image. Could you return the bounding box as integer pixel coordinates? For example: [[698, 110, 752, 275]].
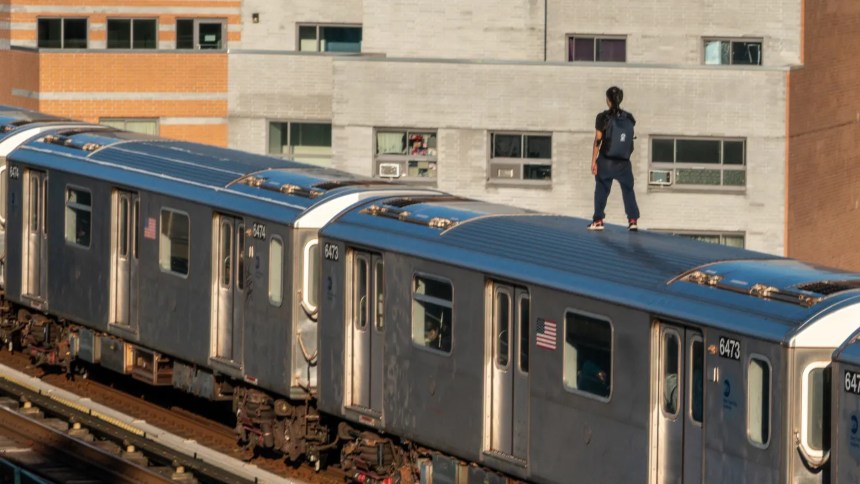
[[0, 49, 40, 110], [787, 2, 860, 270]]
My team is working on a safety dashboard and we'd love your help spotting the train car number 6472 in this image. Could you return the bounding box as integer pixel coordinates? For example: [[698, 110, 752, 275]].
[[845, 370, 860, 395]]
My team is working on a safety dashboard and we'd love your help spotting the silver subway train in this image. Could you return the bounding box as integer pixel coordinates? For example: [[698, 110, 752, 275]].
[[0, 105, 858, 483]]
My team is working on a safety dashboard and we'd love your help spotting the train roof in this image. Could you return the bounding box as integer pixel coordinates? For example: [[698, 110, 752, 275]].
[[322, 196, 860, 343], [8, 128, 401, 225], [835, 333, 860, 366], [0, 105, 72, 142]]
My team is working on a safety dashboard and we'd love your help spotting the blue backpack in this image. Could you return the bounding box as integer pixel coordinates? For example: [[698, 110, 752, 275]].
[[603, 111, 635, 160]]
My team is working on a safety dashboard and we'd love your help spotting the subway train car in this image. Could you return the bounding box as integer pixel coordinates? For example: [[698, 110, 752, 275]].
[[318, 195, 860, 483], [833, 334, 860, 483], [0, 105, 104, 288], [2, 111, 860, 482], [1, 126, 436, 463]]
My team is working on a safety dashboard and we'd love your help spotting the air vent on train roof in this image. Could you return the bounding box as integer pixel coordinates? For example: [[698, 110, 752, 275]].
[[360, 196, 467, 230], [1, 120, 34, 133], [236, 174, 325, 199], [40, 134, 102, 152], [312, 179, 390, 191], [682, 270, 824, 307], [795, 280, 860, 296]]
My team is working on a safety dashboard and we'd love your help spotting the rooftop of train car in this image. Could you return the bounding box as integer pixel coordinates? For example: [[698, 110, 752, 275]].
[[0, 105, 72, 141], [324, 195, 860, 340], [8, 127, 405, 224], [836, 333, 860, 366]]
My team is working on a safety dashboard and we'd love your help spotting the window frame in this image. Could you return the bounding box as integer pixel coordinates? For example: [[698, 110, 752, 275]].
[[746, 353, 773, 449], [301, 239, 319, 318], [106, 18, 158, 50], [268, 235, 284, 307], [100, 118, 159, 135], [37, 17, 88, 49], [660, 328, 682, 419], [373, 128, 439, 183], [800, 361, 831, 458], [562, 308, 614, 402], [158, 207, 191, 278], [703, 38, 763, 66], [517, 292, 530, 375], [656, 230, 746, 248], [488, 131, 553, 185], [64, 185, 92, 249], [411, 272, 454, 356], [296, 23, 362, 53], [689, 335, 704, 426], [649, 136, 747, 191], [566, 34, 627, 62], [175, 18, 227, 50], [267, 120, 333, 165]]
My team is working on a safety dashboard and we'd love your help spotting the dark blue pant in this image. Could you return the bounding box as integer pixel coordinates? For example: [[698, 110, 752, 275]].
[[592, 156, 640, 221]]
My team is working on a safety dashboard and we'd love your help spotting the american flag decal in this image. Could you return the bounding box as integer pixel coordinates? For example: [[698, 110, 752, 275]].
[[536, 318, 557, 350], [143, 217, 157, 240]]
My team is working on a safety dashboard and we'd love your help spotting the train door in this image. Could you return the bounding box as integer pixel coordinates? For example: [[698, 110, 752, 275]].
[[110, 190, 140, 329], [346, 250, 384, 416], [654, 322, 704, 484], [484, 282, 530, 463], [23, 169, 47, 301], [212, 214, 245, 364]]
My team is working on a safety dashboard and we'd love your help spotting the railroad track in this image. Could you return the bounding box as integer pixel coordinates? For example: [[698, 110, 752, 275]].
[[0, 350, 344, 483]]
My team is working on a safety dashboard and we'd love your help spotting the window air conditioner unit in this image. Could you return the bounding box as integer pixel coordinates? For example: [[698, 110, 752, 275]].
[[649, 169, 673, 186], [378, 162, 401, 178]]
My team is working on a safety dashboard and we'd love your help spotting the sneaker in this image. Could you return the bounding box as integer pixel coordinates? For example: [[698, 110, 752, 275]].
[[587, 219, 605, 231], [628, 219, 638, 231]]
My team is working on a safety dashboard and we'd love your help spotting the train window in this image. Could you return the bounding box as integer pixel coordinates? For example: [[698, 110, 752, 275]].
[[802, 363, 831, 454], [236, 224, 245, 290], [563, 311, 612, 400], [159, 209, 190, 276], [268, 237, 283, 306], [119, 197, 129, 257], [132, 199, 139, 259], [65, 187, 92, 248], [495, 291, 511, 368], [302, 240, 319, 315], [412, 275, 453, 354], [375, 260, 384, 330], [662, 331, 681, 417], [519, 294, 530, 373], [354, 256, 369, 329], [690, 337, 704, 424], [747, 356, 771, 447], [29, 177, 39, 232], [219, 221, 231, 288]]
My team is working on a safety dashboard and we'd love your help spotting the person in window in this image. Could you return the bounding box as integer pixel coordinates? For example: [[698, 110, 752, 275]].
[[587, 86, 640, 232], [410, 134, 428, 156], [664, 372, 678, 414], [578, 359, 609, 397]]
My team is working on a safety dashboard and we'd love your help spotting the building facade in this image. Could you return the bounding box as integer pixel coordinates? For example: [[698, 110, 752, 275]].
[[2, 0, 859, 268]]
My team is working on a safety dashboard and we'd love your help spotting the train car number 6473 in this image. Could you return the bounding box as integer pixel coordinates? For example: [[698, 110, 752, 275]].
[[719, 336, 741, 360], [845, 370, 860, 395]]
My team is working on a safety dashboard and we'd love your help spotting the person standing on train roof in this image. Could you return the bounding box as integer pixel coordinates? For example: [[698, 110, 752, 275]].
[[587, 86, 640, 232]]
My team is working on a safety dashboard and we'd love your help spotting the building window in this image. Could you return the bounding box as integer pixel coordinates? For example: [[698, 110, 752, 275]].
[[159, 209, 190, 276], [100, 118, 159, 135], [568, 35, 626, 62], [107, 19, 157, 49], [662, 231, 745, 248], [489, 132, 552, 182], [649, 137, 746, 189], [268, 122, 332, 165], [747, 356, 772, 447], [412, 275, 453, 354], [563, 311, 612, 400], [704, 39, 762, 65], [38, 18, 87, 49], [176, 19, 226, 49], [269, 237, 283, 306], [298, 24, 361, 52], [375, 129, 438, 181], [65, 187, 91, 247]]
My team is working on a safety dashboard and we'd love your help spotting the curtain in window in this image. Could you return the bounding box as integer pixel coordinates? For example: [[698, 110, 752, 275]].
[[376, 132, 405, 155]]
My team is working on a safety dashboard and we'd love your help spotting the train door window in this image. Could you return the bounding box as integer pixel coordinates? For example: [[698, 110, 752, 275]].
[[801, 362, 831, 454], [64, 186, 91, 248], [132, 199, 139, 259], [302, 240, 319, 316], [747, 355, 772, 447], [219, 220, 231, 287], [236, 224, 244, 290], [563, 311, 612, 400], [662, 330, 681, 417], [268, 236, 283, 306], [495, 290, 511, 368], [412, 275, 453, 354], [690, 337, 704, 424], [29, 177, 39, 232], [354, 255, 369, 329], [374, 260, 384, 330], [519, 294, 530, 373], [119, 197, 129, 257], [159, 209, 190, 276]]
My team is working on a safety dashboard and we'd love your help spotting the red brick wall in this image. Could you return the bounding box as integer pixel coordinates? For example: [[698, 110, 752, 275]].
[[787, 1, 860, 270]]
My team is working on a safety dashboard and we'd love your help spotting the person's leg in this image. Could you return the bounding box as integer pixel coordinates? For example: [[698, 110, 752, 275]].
[[592, 166, 613, 221], [617, 161, 640, 220]]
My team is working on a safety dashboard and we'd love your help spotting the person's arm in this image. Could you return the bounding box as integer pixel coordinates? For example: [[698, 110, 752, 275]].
[[591, 130, 602, 175]]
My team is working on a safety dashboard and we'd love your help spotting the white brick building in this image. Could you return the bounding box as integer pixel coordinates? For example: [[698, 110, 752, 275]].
[[228, 0, 805, 255]]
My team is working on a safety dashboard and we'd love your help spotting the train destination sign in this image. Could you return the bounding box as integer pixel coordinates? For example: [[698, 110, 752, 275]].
[[845, 370, 860, 395], [718, 336, 741, 360]]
